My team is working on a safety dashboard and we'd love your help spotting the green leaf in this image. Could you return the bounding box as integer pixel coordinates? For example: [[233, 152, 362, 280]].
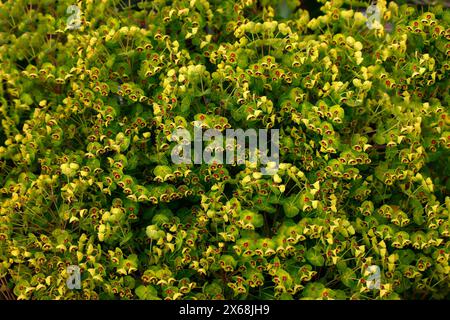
[[119, 232, 133, 246], [397, 249, 416, 265], [340, 268, 357, 288]]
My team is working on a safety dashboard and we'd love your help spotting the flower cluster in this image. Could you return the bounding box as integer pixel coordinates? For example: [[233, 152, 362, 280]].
[[0, 0, 449, 300]]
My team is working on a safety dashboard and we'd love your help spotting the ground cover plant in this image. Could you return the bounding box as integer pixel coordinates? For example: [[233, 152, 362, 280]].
[[0, 0, 449, 300]]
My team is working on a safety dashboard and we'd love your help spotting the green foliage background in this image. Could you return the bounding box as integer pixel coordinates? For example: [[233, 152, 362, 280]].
[[0, 0, 449, 300]]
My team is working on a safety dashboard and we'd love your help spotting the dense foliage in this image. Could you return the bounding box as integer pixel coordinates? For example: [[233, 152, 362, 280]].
[[0, 0, 449, 300]]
